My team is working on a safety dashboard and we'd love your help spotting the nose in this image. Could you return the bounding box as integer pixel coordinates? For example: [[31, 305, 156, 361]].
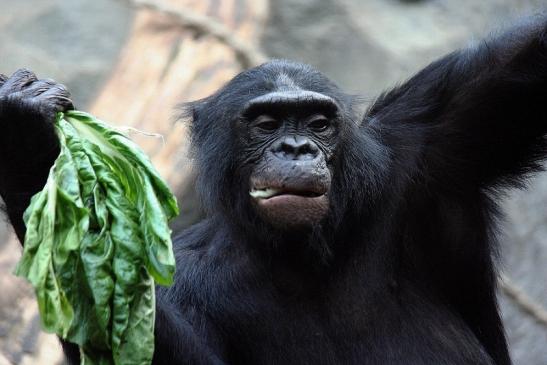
[[271, 136, 320, 161]]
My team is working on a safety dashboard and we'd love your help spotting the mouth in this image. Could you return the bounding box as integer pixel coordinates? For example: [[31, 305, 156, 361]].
[[249, 187, 324, 199], [249, 179, 330, 229]]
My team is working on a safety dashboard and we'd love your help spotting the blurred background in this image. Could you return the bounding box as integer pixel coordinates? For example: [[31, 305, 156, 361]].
[[0, 0, 546, 364]]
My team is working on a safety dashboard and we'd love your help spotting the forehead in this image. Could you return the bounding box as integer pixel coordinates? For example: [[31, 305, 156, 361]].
[[275, 72, 299, 90], [243, 90, 339, 119], [242, 72, 340, 119]]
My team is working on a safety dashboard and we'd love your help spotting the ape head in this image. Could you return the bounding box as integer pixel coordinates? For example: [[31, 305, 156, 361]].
[[244, 90, 335, 229], [186, 60, 387, 239]]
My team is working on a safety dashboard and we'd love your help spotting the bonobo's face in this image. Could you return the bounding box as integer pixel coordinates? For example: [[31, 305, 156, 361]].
[[239, 90, 339, 230]]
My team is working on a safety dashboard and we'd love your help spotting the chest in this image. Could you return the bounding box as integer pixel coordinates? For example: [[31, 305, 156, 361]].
[[212, 281, 493, 365]]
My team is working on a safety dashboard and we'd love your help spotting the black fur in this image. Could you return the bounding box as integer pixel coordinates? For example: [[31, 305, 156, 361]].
[[1, 17, 546, 365]]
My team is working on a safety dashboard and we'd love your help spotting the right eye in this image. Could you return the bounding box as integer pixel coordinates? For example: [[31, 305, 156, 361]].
[[308, 117, 330, 132], [255, 116, 279, 131]]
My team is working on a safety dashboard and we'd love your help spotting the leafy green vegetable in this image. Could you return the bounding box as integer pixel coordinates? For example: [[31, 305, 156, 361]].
[[14, 111, 179, 365]]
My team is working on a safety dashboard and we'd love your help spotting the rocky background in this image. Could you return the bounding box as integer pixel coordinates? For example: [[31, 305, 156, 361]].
[[0, 0, 545, 364]]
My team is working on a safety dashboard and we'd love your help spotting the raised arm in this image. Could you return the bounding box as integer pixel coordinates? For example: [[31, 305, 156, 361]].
[[366, 16, 547, 191]]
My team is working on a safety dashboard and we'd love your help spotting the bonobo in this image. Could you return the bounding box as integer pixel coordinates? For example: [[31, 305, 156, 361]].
[[1, 16, 546, 365]]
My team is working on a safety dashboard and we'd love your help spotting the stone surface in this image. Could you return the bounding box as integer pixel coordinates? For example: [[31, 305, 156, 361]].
[[0, 0, 134, 107]]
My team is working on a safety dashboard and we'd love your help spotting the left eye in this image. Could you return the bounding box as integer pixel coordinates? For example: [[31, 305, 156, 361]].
[[257, 119, 280, 131], [308, 118, 330, 132]]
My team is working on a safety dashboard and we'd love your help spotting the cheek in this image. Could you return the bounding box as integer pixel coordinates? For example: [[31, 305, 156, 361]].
[[315, 133, 338, 160], [234, 132, 269, 166]]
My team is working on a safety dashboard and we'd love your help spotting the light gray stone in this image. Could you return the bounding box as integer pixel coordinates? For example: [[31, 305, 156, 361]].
[[0, 0, 134, 107]]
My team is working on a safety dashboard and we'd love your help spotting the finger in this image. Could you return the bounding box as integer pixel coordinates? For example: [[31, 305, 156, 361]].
[[41, 84, 74, 111], [2, 68, 38, 93], [41, 83, 71, 101], [49, 95, 74, 110], [24, 78, 57, 97]]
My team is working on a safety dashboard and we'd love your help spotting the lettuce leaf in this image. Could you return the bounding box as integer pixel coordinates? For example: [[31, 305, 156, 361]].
[[14, 110, 179, 365]]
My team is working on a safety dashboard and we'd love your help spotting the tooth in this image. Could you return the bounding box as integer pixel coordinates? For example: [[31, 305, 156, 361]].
[[250, 188, 279, 198]]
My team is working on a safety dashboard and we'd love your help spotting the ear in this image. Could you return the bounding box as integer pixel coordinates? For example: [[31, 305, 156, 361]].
[[179, 99, 209, 148], [179, 99, 206, 124]]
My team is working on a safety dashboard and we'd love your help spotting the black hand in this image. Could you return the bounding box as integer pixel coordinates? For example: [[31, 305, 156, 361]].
[[0, 69, 74, 243], [0, 68, 73, 118]]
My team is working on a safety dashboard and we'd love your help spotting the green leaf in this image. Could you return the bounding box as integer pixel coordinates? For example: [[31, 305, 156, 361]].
[[15, 110, 179, 365]]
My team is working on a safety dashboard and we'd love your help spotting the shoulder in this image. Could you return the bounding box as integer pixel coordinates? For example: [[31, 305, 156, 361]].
[[173, 219, 217, 251], [171, 218, 222, 274], [156, 219, 219, 303], [160, 218, 255, 303], [171, 217, 239, 263]]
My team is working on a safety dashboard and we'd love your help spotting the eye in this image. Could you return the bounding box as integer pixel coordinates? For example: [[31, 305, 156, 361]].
[[255, 116, 280, 132], [308, 116, 330, 132]]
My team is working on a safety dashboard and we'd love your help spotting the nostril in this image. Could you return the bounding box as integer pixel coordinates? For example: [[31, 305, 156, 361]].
[[298, 142, 319, 158], [273, 136, 320, 160], [280, 141, 296, 155]]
